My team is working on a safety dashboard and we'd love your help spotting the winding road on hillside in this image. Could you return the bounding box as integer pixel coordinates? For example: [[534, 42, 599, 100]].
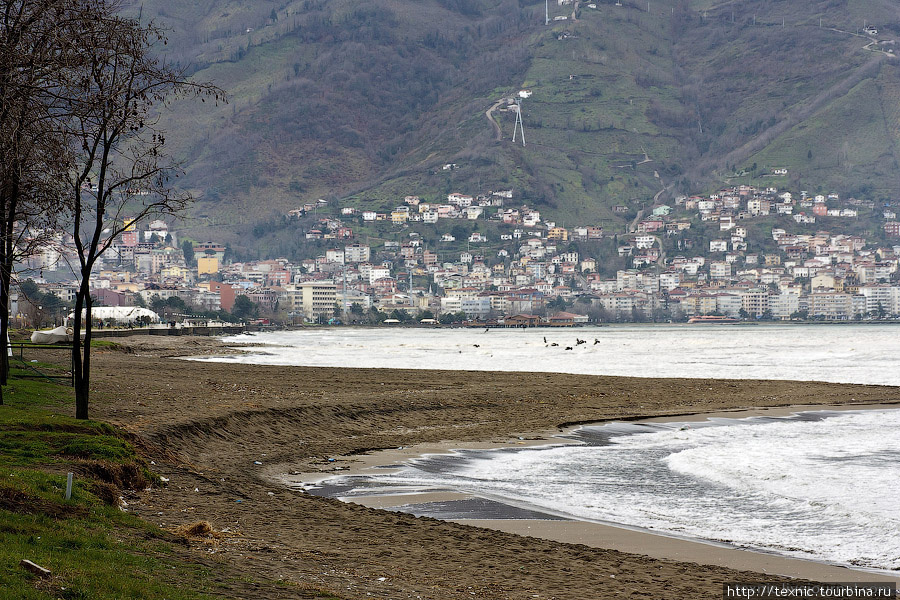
[[486, 98, 506, 142]]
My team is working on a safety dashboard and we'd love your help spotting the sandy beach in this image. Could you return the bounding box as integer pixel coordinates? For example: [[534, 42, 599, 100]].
[[90, 335, 900, 599]]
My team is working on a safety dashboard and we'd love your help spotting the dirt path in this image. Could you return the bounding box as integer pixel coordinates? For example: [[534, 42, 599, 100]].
[[485, 98, 505, 142]]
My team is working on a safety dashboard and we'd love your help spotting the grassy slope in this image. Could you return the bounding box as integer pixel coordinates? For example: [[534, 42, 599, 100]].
[[749, 77, 897, 197], [0, 359, 340, 599]]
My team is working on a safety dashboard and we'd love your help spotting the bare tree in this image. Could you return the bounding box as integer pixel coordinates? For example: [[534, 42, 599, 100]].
[[63, 3, 221, 419], [0, 0, 89, 403]]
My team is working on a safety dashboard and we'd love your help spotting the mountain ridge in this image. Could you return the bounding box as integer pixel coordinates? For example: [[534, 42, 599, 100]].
[[134, 0, 900, 254]]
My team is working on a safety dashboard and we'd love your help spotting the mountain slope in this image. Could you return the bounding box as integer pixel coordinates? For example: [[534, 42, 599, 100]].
[[134, 0, 900, 252]]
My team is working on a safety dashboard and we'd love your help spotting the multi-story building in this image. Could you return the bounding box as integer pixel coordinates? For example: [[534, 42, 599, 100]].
[[769, 293, 799, 320], [741, 288, 770, 318], [809, 292, 853, 320], [282, 281, 337, 321], [301, 281, 337, 321], [715, 293, 743, 318], [710, 261, 731, 280], [858, 284, 896, 316], [325, 249, 345, 264], [460, 297, 492, 318]]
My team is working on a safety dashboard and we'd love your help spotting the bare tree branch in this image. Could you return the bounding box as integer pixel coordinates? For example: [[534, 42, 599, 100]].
[[62, 2, 222, 419]]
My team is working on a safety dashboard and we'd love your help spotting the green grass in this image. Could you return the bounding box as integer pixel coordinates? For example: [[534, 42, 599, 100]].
[[88, 340, 120, 349], [0, 506, 228, 600], [0, 373, 340, 599], [748, 76, 899, 197]]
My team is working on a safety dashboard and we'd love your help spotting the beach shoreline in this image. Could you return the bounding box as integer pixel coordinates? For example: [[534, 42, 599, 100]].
[[290, 403, 900, 584], [88, 336, 900, 599]]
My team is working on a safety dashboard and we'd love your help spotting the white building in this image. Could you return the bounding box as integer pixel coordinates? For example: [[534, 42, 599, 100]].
[[710, 261, 731, 280], [770, 293, 799, 320], [344, 244, 370, 263], [635, 235, 655, 250], [368, 266, 391, 284], [715, 293, 743, 318]]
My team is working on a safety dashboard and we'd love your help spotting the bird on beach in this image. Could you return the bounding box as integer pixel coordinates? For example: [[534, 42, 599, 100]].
[[550, 342, 558, 347], [565, 346, 573, 350], [594, 339, 600, 345], [543, 336, 547, 343], [473, 344, 480, 348]]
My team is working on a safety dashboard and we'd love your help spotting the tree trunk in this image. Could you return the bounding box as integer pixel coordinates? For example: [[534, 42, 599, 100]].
[[0, 295, 8, 406], [0, 244, 12, 404], [73, 278, 92, 420], [1, 187, 14, 397]]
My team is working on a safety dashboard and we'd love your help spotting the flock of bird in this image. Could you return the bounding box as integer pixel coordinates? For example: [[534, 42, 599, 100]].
[[472, 335, 601, 351], [544, 336, 601, 350]]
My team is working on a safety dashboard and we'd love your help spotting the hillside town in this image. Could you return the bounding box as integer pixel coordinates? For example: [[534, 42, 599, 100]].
[[16, 184, 900, 327]]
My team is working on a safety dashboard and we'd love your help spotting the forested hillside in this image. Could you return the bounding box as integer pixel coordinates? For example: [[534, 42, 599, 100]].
[[133, 0, 900, 253]]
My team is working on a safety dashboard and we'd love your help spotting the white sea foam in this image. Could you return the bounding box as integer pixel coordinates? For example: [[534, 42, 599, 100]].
[[353, 410, 900, 570], [196, 324, 900, 385], [212, 326, 900, 569]]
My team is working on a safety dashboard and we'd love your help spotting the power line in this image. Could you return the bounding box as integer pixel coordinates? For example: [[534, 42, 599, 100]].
[[512, 98, 526, 147]]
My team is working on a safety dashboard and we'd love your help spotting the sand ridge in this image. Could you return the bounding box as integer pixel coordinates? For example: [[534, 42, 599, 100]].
[[90, 335, 900, 600]]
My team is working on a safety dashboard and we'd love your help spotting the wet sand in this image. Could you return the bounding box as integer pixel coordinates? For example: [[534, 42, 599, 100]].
[[297, 404, 900, 584], [89, 336, 900, 599]]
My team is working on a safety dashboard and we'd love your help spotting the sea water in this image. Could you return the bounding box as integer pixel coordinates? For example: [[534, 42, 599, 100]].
[[194, 325, 900, 570], [313, 410, 900, 571], [197, 324, 900, 385]]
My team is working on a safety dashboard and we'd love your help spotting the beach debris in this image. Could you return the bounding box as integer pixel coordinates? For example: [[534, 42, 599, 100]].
[[327, 458, 336, 462], [194, 487, 199, 492], [174, 520, 220, 541], [254, 461, 263, 465], [159, 476, 169, 484], [20, 559, 51, 578], [267, 491, 274, 496], [377, 577, 387, 582]]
